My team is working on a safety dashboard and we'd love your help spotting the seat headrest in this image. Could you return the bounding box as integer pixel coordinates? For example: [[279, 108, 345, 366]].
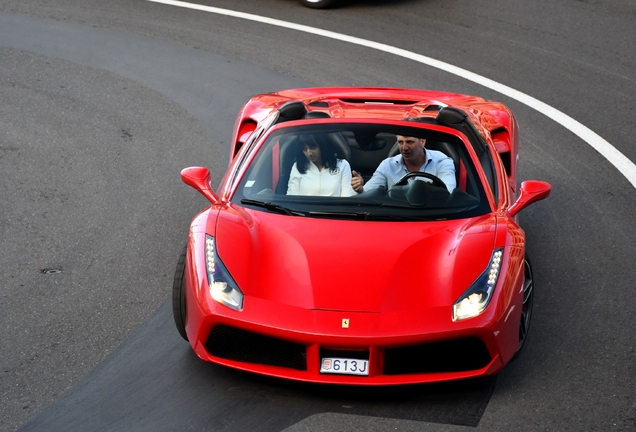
[[328, 132, 351, 160], [275, 101, 307, 124]]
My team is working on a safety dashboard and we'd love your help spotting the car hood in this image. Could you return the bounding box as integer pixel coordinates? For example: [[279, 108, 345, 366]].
[[215, 208, 497, 313]]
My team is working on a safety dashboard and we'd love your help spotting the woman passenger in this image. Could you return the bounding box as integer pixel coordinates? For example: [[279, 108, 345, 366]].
[[287, 134, 356, 197]]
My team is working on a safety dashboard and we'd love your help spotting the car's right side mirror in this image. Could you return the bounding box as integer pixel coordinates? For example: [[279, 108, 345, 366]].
[[508, 180, 552, 217]]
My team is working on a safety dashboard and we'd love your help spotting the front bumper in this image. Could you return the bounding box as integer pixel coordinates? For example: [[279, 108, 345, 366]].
[[185, 291, 516, 386]]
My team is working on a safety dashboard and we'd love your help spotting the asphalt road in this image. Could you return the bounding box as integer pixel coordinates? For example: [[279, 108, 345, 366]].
[[1, 0, 635, 431]]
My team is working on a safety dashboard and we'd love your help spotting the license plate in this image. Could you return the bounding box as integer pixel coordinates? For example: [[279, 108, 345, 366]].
[[320, 357, 369, 376]]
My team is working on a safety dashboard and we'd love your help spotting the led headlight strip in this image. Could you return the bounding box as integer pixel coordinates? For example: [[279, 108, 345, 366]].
[[452, 248, 504, 321], [205, 235, 244, 311]]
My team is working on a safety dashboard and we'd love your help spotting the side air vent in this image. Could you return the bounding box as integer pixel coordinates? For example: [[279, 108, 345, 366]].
[[339, 98, 417, 105], [304, 111, 331, 119], [424, 104, 444, 111], [308, 101, 330, 107], [404, 116, 437, 124]]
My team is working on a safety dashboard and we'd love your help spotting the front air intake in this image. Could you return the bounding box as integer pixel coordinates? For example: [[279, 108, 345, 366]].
[[383, 337, 491, 375], [205, 325, 307, 370]]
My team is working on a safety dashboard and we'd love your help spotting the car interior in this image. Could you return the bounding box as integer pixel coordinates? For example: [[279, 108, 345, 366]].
[[235, 122, 491, 219], [264, 127, 477, 197]]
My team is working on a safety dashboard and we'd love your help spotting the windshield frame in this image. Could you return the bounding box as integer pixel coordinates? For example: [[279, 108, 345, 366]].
[[227, 119, 493, 221]]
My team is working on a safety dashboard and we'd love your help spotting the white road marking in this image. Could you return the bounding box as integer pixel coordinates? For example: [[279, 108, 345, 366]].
[[148, 0, 636, 189]]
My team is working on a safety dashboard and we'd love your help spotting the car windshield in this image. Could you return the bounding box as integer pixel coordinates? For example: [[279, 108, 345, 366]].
[[231, 123, 491, 221]]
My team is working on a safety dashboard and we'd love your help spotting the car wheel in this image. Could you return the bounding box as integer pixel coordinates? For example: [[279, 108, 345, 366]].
[[515, 255, 534, 356], [172, 245, 188, 341], [300, 0, 337, 9]]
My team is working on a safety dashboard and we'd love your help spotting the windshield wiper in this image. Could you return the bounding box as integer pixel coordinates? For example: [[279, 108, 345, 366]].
[[308, 210, 372, 220], [308, 211, 432, 221], [240, 199, 305, 216]]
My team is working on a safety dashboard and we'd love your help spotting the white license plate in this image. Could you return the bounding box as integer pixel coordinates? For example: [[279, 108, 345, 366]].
[[320, 357, 369, 376]]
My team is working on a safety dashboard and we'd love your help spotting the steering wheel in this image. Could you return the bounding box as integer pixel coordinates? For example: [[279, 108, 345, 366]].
[[393, 172, 447, 189]]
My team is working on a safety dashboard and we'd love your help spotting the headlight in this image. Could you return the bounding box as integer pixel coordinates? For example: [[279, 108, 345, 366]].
[[206, 235, 244, 311], [452, 248, 503, 321]]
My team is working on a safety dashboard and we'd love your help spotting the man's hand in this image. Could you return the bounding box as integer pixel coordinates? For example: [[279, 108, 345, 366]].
[[351, 170, 364, 194]]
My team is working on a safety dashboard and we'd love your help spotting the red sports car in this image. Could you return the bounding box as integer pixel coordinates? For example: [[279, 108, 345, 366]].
[[172, 87, 551, 385]]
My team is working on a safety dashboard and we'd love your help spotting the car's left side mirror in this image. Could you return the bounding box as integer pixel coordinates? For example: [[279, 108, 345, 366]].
[[181, 167, 219, 204], [508, 180, 551, 217]]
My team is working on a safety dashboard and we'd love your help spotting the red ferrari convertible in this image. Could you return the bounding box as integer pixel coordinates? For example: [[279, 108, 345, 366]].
[[173, 87, 551, 385]]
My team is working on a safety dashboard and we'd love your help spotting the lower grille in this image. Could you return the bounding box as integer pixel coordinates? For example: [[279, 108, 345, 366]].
[[320, 348, 369, 360], [205, 325, 307, 371], [383, 337, 491, 375]]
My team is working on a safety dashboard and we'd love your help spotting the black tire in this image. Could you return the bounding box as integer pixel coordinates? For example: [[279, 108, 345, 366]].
[[300, 0, 337, 9], [172, 245, 188, 341], [514, 255, 534, 357]]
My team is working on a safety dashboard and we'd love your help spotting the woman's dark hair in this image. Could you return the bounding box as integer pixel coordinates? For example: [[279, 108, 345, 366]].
[[295, 133, 338, 174]]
